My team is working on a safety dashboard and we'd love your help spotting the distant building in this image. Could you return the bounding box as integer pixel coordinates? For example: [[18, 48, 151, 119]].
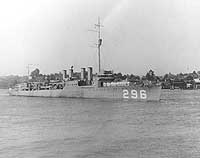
[[194, 78, 200, 89]]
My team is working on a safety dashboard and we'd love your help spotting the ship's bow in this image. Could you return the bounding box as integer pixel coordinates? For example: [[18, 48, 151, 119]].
[[147, 85, 162, 101]]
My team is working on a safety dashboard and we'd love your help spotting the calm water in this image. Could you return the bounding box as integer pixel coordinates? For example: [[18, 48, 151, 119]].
[[0, 89, 200, 158]]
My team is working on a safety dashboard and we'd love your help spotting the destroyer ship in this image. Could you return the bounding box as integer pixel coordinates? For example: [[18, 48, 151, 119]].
[[8, 18, 161, 101]]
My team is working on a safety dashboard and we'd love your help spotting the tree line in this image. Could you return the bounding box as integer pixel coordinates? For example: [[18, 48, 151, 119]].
[[1, 68, 199, 89]]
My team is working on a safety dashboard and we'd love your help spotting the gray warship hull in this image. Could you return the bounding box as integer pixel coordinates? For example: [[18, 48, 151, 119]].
[[8, 85, 161, 101]]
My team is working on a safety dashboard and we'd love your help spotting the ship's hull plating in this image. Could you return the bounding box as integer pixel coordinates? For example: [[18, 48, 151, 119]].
[[8, 85, 161, 101]]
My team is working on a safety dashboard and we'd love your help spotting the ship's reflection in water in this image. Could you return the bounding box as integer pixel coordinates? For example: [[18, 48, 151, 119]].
[[0, 89, 200, 157]]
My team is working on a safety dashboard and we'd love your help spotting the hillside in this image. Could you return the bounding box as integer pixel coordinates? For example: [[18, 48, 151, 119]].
[[0, 76, 27, 89]]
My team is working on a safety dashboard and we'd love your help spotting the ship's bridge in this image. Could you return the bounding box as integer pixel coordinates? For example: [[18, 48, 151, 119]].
[[93, 70, 115, 87], [97, 70, 114, 81]]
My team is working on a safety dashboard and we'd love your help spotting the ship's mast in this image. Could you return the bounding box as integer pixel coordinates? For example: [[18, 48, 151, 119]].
[[26, 64, 36, 81], [27, 64, 33, 80], [89, 17, 103, 73], [95, 17, 102, 73]]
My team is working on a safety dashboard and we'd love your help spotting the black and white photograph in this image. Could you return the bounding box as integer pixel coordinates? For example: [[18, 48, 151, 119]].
[[0, 0, 200, 157]]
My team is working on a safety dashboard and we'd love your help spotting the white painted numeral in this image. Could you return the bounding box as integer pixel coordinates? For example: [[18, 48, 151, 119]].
[[140, 90, 147, 99], [123, 89, 147, 99], [123, 89, 129, 99], [131, 90, 137, 99]]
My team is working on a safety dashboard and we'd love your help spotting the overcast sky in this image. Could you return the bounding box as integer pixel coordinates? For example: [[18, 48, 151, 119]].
[[0, 0, 200, 76]]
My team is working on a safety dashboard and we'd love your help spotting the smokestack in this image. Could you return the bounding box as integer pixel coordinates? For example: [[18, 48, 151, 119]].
[[81, 68, 86, 80], [69, 68, 73, 79], [87, 67, 93, 82], [62, 70, 67, 80]]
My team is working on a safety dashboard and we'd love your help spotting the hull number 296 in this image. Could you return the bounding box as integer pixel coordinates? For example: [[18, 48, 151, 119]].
[[123, 89, 147, 99]]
